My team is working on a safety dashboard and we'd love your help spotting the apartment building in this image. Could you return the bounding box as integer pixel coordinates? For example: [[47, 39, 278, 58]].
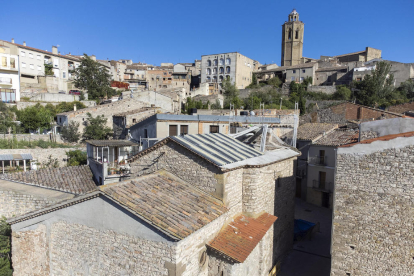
[[201, 52, 261, 92], [0, 41, 20, 101], [0, 39, 81, 94]]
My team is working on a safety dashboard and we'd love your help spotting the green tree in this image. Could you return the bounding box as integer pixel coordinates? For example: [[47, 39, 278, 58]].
[[246, 74, 258, 88], [73, 54, 116, 100], [0, 102, 16, 134], [222, 78, 243, 108], [211, 99, 222, 109], [83, 113, 113, 140], [333, 86, 352, 100], [399, 79, 414, 100], [42, 155, 59, 168], [18, 104, 53, 132], [0, 217, 12, 276], [61, 121, 81, 143], [354, 61, 397, 107], [66, 150, 87, 166], [267, 76, 282, 88]]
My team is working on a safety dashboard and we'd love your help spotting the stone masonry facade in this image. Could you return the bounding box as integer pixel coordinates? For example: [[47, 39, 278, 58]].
[[331, 143, 414, 276]]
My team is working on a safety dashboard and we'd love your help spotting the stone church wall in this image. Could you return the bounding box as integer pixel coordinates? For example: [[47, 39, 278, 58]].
[[331, 141, 414, 276]]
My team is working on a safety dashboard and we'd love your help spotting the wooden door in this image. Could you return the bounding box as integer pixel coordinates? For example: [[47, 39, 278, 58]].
[[319, 171, 326, 189]]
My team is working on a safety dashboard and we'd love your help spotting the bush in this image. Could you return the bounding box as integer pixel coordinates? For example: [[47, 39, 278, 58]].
[[0, 217, 12, 276], [61, 121, 81, 143], [66, 150, 87, 166]]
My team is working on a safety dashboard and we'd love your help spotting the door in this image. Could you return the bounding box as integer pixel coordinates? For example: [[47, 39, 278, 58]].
[[319, 171, 326, 190], [295, 179, 302, 198], [322, 192, 330, 208]]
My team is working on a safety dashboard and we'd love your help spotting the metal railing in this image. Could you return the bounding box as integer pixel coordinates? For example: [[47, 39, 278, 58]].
[[296, 169, 306, 178], [309, 155, 327, 166], [312, 180, 333, 192]]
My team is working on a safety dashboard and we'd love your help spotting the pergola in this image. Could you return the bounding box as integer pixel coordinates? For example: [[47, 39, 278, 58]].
[[0, 153, 33, 174]]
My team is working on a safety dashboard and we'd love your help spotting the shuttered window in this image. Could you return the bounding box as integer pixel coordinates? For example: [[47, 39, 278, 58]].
[[210, 125, 219, 133], [180, 125, 188, 135], [169, 125, 178, 136]]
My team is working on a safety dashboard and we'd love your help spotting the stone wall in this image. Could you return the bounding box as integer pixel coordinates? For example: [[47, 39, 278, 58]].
[[387, 101, 414, 114], [0, 147, 82, 167], [12, 220, 176, 276], [331, 141, 414, 276], [239, 85, 284, 99], [1, 134, 64, 143], [0, 190, 60, 219], [129, 141, 222, 198], [307, 85, 337, 94]]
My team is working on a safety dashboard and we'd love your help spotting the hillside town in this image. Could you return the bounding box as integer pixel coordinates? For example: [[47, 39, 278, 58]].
[[0, 8, 413, 276]]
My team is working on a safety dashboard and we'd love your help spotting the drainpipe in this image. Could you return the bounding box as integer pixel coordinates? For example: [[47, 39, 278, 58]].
[[358, 123, 361, 142]]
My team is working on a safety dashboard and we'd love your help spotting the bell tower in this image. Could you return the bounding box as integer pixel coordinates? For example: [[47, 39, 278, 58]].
[[281, 9, 304, 66]]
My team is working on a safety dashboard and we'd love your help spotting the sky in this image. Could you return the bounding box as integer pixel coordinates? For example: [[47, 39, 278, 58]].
[[2, 0, 413, 65]]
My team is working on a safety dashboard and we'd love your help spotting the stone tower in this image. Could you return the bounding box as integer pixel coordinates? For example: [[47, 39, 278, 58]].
[[281, 9, 304, 66]]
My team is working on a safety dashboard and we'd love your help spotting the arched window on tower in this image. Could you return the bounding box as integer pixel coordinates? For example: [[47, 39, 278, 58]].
[[295, 30, 299, 39], [207, 60, 211, 66], [288, 29, 292, 40]]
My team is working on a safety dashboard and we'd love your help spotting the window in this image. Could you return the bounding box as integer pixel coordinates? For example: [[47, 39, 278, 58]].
[[302, 69, 306, 73], [29, 53, 33, 59], [300, 77, 304, 82], [37, 65, 41, 71], [206, 68, 211, 75], [144, 129, 148, 138], [132, 118, 136, 123], [219, 58, 224, 65], [226, 58, 231, 65], [291, 76, 295, 81], [180, 125, 188, 135], [30, 64, 34, 69], [213, 68, 217, 74], [63, 72, 66, 78], [295, 30, 299, 39], [213, 59, 217, 66], [219, 75, 224, 82], [1, 57, 6, 67], [207, 60, 211, 66], [163, 72, 167, 75], [293, 70, 296, 74], [219, 67, 224, 74], [226, 66, 230, 74], [163, 78, 166, 81], [206, 76, 211, 82], [210, 125, 219, 133], [288, 29, 292, 40], [21, 51, 25, 57], [213, 76, 217, 82], [10, 58, 15, 68], [169, 125, 178, 136]]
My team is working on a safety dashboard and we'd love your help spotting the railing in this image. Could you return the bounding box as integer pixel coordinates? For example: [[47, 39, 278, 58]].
[[308, 155, 327, 166], [296, 169, 306, 178], [0, 77, 12, 84], [312, 180, 333, 192]]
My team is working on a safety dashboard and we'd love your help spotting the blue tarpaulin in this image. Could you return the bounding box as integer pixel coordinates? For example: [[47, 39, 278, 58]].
[[294, 219, 315, 240]]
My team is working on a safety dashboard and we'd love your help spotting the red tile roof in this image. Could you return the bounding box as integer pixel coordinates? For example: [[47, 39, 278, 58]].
[[207, 213, 277, 263], [340, 131, 414, 147]]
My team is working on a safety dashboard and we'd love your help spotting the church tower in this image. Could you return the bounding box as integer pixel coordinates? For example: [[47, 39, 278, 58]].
[[281, 9, 304, 66]]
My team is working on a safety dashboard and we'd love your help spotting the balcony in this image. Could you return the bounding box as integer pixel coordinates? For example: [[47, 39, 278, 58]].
[[312, 180, 333, 193], [308, 155, 327, 166], [0, 77, 12, 85], [296, 169, 306, 178]]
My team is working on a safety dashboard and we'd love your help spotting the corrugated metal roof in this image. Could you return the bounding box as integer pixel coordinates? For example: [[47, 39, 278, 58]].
[[170, 133, 263, 166], [0, 154, 33, 161]]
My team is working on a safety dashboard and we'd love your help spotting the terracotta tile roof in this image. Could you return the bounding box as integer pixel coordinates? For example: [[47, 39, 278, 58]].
[[207, 213, 277, 263], [340, 131, 414, 147], [0, 165, 96, 195], [313, 129, 358, 147], [100, 172, 227, 240], [283, 123, 338, 141]]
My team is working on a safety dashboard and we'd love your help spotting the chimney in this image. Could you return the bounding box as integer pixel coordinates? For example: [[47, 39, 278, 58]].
[[23, 41, 26, 46], [91, 55, 96, 61], [52, 46, 58, 55], [11, 38, 14, 43], [74, 104, 77, 111], [58, 51, 61, 55]]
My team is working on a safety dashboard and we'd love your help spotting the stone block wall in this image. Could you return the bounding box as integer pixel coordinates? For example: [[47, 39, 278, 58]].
[[129, 141, 222, 198], [331, 142, 414, 276], [0, 147, 82, 168], [1, 134, 64, 143], [307, 85, 337, 94], [12, 220, 176, 276], [0, 190, 61, 219]]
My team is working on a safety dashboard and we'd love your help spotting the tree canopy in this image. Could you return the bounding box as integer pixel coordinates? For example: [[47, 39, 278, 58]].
[[73, 54, 116, 100], [61, 121, 81, 143], [82, 113, 113, 140], [222, 78, 243, 109]]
